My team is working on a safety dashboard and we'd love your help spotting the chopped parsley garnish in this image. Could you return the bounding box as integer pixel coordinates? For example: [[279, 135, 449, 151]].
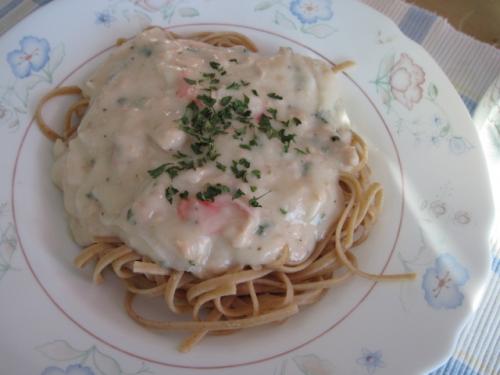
[[196, 94, 216, 107], [267, 92, 283, 100], [251, 169, 261, 179], [202, 72, 216, 80], [249, 197, 262, 208], [238, 158, 250, 168], [294, 147, 310, 155], [220, 96, 232, 106], [278, 129, 296, 152], [267, 108, 277, 119], [188, 260, 196, 266], [196, 183, 230, 202], [279, 208, 288, 215], [231, 160, 248, 182], [127, 208, 134, 221], [148, 164, 167, 178], [256, 223, 269, 235], [184, 77, 197, 85], [148, 63, 307, 209], [209, 61, 221, 70], [232, 189, 245, 199], [258, 114, 276, 138], [226, 81, 241, 90], [330, 135, 340, 142], [216, 162, 227, 171], [173, 151, 188, 159], [229, 58, 239, 63], [165, 186, 179, 204]]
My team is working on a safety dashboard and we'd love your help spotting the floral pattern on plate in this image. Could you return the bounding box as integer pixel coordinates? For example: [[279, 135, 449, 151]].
[[422, 254, 469, 310], [254, 0, 336, 38], [373, 52, 473, 154], [356, 349, 385, 374], [95, 0, 200, 27], [36, 340, 151, 375], [1, 36, 64, 131]]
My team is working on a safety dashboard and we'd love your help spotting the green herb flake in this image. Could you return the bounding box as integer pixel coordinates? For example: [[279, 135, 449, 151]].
[[184, 77, 197, 85], [256, 223, 270, 236], [196, 183, 230, 202], [232, 189, 245, 199], [127, 208, 134, 221], [267, 108, 278, 119], [226, 82, 241, 90], [238, 158, 251, 168], [330, 135, 340, 142], [165, 186, 179, 204], [251, 169, 261, 179], [216, 162, 227, 172], [173, 151, 188, 159], [279, 208, 288, 215], [188, 260, 196, 266], [292, 117, 302, 126], [252, 89, 259, 96], [250, 185, 257, 192], [239, 143, 252, 150], [294, 147, 310, 155], [220, 96, 232, 106], [249, 197, 262, 208], [267, 92, 283, 100], [229, 58, 239, 63], [240, 80, 250, 86], [209, 61, 221, 70], [196, 94, 216, 107], [148, 164, 167, 178], [231, 160, 248, 182], [179, 190, 189, 199]]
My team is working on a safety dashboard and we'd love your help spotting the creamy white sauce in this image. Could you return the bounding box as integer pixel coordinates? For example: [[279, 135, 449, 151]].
[[53, 28, 358, 277]]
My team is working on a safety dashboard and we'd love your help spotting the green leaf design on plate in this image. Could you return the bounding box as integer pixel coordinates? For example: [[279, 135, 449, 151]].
[[377, 54, 395, 81], [301, 23, 337, 38], [177, 7, 199, 17], [274, 11, 296, 30], [35, 340, 84, 361], [428, 83, 438, 100], [93, 348, 122, 375], [254, 0, 277, 11]]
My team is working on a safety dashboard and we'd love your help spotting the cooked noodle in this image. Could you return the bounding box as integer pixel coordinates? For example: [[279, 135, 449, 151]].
[[35, 30, 415, 352]]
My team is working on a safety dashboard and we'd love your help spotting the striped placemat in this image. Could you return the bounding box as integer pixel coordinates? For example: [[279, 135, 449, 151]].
[[1, 1, 499, 374]]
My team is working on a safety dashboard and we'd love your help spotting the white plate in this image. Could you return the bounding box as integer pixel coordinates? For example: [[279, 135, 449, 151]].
[[0, 1, 493, 374]]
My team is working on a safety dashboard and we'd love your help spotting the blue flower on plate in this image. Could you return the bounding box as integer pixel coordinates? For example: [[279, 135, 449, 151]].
[[95, 10, 115, 27], [41, 364, 95, 375], [289, 0, 333, 24], [422, 254, 469, 309], [356, 349, 384, 374], [6, 36, 50, 79]]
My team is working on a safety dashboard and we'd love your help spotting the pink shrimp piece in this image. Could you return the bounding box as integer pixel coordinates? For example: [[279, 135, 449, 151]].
[[177, 195, 251, 235], [176, 72, 198, 102]]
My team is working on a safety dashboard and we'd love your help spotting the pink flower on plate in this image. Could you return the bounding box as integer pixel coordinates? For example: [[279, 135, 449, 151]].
[[134, 0, 174, 12], [389, 53, 425, 110]]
